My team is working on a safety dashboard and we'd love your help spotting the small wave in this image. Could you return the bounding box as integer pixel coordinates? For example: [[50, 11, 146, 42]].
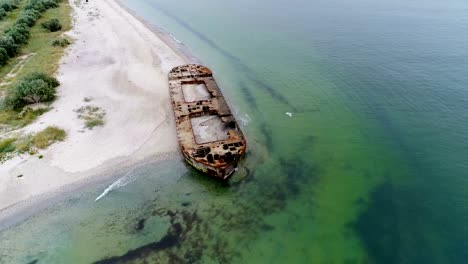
[[95, 167, 139, 202], [169, 34, 182, 44]]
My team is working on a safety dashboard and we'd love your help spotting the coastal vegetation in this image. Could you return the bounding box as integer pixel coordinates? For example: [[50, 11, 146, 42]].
[[0, 0, 70, 127], [41, 18, 61, 31], [0, 107, 48, 128], [0, 0, 71, 160], [3, 71, 59, 109], [0, 0, 20, 21], [32, 125, 65, 148], [0, 0, 63, 66], [75, 105, 106, 129], [0, 0, 71, 84], [0, 126, 66, 162], [51, 35, 69, 47]]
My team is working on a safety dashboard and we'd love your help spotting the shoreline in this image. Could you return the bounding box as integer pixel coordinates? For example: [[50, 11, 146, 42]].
[[0, 153, 182, 231], [0, 0, 194, 220], [113, 0, 200, 65]]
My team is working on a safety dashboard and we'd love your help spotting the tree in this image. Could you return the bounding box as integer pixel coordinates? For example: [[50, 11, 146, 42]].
[[3, 72, 59, 109], [23, 72, 60, 88]]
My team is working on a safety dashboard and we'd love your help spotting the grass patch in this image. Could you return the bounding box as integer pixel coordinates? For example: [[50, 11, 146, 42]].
[[0, 137, 16, 160], [32, 126, 65, 149], [14, 133, 32, 152], [0, 107, 49, 128], [0, 125, 66, 162], [75, 105, 106, 129], [85, 118, 104, 129]]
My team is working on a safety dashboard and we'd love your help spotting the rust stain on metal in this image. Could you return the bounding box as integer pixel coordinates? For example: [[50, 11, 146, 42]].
[[169, 64, 247, 180]]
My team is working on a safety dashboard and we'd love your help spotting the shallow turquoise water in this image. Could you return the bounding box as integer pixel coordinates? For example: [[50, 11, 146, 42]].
[[1, 0, 468, 263]]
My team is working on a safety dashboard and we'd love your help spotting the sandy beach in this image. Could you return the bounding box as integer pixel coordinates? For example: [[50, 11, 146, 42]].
[[0, 0, 187, 212]]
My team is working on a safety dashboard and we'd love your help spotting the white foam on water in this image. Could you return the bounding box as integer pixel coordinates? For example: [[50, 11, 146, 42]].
[[237, 113, 251, 127], [94, 167, 139, 202], [170, 34, 182, 44]]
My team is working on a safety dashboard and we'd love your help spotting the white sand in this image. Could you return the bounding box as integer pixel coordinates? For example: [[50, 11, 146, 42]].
[[0, 0, 187, 211]]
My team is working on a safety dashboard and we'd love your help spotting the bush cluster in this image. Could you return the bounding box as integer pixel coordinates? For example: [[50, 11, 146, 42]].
[[41, 18, 61, 32], [51, 36, 69, 47], [25, 0, 59, 12], [0, 46, 8, 65], [0, 0, 61, 66], [17, 9, 41, 27], [4, 72, 60, 110], [0, 0, 19, 13], [0, 0, 20, 21], [0, 35, 19, 61], [0, 8, 6, 20]]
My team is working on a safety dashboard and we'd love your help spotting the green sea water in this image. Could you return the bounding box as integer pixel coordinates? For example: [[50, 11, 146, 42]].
[[1, 0, 468, 263]]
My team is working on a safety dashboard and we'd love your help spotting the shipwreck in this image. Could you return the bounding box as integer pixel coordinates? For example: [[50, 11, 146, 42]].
[[168, 64, 247, 179]]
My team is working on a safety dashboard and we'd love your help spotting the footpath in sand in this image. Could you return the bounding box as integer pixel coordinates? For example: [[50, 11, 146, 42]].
[[0, 0, 186, 211]]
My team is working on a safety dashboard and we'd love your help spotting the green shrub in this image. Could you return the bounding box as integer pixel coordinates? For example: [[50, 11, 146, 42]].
[[5, 24, 30, 45], [0, 35, 19, 57], [42, 0, 59, 9], [16, 10, 41, 27], [16, 16, 35, 27], [7, 23, 30, 36], [41, 18, 62, 32], [25, 0, 46, 12], [0, 0, 62, 65], [0, 7, 6, 20], [0, 47, 7, 65], [51, 36, 69, 47], [16, 79, 54, 103], [0, 1, 18, 12], [25, 0, 59, 12], [24, 72, 60, 88], [4, 72, 59, 109], [23, 9, 41, 20]]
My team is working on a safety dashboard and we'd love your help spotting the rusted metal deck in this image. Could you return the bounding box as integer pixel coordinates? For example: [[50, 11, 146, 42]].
[[169, 64, 246, 180]]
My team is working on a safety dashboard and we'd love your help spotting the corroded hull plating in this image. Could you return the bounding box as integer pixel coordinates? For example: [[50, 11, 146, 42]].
[[169, 64, 247, 180]]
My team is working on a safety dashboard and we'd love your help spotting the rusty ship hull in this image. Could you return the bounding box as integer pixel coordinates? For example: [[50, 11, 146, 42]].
[[168, 64, 247, 180]]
